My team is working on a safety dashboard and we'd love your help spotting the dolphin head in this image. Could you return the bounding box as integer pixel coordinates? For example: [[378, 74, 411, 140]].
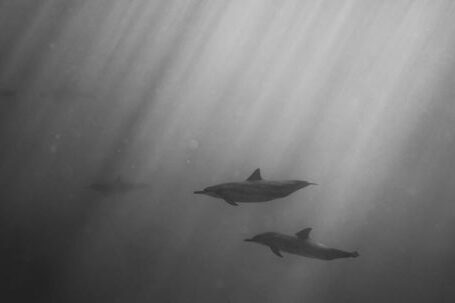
[[291, 180, 317, 189], [193, 186, 220, 198], [244, 236, 261, 243], [244, 233, 276, 245]]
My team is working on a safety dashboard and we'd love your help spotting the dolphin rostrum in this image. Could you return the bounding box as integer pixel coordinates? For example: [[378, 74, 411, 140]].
[[89, 176, 150, 196], [244, 228, 359, 260], [194, 168, 316, 206]]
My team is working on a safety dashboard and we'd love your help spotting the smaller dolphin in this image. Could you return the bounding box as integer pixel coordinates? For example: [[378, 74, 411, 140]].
[[194, 168, 316, 206], [245, 228, 359, 260], [89, 176, 150, 196]]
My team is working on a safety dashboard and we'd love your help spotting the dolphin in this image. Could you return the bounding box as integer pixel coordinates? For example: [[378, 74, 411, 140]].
[[244, 228, 359, 260], [0, 89, 17, 98], [89, 176, 150, 195], [194, 168, 315, 206]]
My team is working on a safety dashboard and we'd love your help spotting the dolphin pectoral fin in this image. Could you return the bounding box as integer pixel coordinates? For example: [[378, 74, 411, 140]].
[[246, 168, 262, 181], [270, 246, 283, 257], [224, 199, 238, 206]]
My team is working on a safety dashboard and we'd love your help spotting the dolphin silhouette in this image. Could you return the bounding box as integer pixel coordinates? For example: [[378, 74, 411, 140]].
[[245, 228, 359, 260], [194, 168, 316, 206]]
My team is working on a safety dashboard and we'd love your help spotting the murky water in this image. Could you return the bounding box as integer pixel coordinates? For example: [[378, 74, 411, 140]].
[[1, 1, 455, 302]]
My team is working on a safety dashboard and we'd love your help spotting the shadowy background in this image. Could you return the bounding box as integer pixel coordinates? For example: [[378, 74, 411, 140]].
[[1, 0, 455, 302]]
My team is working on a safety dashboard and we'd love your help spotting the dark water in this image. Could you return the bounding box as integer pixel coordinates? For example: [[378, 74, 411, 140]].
[[1, 1, 455, 302]]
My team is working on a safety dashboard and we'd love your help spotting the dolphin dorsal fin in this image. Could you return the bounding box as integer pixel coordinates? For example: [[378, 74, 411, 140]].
[[296, 228, 312, 239], [246, 168, 262, 181]]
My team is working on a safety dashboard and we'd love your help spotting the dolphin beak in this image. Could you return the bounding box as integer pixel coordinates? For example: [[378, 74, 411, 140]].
[[244, 238, 254, 242], [309, 182, 317, 186], [193, 190, 206, 194]]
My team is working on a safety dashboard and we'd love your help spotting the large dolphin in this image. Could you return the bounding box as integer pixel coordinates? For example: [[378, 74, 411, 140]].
[[245, 228, 359, 260], [194, 168, 316, 206], [89, 176, 150, 196]]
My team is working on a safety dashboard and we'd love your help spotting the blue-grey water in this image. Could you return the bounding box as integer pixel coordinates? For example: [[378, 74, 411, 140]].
[[1, 1, 455, 302]]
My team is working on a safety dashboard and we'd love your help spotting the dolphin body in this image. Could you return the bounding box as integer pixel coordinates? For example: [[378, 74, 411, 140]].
[[194, 168, 316, 206], [245, 228, 359, 260], [89, 177, 150, 195]]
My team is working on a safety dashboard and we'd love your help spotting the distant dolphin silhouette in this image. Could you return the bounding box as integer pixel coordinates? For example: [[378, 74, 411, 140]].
[[194, 168, 316, 206], [89, 176, 150, 195], [0, 89, 17, 98], [245, 228, 359, 260]]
